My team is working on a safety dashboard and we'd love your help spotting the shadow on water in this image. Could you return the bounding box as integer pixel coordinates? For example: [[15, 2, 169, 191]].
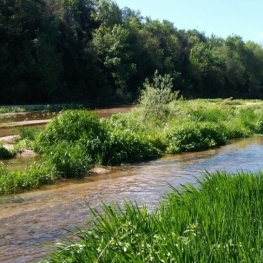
[[0, 137, 263, 262]]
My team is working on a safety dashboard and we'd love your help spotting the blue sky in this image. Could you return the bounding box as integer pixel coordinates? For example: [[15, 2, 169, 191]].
[[115, 0, 263, 44]]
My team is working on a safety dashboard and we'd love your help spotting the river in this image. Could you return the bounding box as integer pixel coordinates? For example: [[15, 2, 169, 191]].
[[0, 136, 263, 262]]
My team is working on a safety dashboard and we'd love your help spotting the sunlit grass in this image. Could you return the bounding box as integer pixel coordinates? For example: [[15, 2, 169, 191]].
[[41, 171, 263, 262], [0, 162, 55, 195], [1, 99, 263, 195]]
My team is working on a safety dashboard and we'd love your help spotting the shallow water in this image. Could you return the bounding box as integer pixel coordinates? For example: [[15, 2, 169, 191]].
[[0, 137, 263, 262]]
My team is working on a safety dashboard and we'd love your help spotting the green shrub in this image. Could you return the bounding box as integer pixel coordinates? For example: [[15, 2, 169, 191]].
[[34, 110, 105, 153], [0, 142, 16, 159], [223, 118, 252, 139], [43, 142, 92, 178], [139, 70, 179, 121], [102, 129, 161, 165], [166, 122, 227, 153]]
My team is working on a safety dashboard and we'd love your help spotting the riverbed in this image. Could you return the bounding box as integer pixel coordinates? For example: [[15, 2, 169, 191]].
[[0, 136, 263, 262]]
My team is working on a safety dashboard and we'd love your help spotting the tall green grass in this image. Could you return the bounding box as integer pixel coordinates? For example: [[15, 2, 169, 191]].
[[0, 163, 55, 195], [41, 171, 263, 262]]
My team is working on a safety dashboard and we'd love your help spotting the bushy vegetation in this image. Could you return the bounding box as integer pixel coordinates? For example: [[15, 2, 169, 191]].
[[3, 73, 262, 194], [41, 171, 263, 262], [0, 163, 55, 195], [31, 109, 161, 177], [0, 142, 16, 159], [1, 0, 263, 105], [166, 122, 227, 153]]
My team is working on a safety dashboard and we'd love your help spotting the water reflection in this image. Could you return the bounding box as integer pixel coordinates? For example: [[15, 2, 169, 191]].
[[0, 137, 263, 262]]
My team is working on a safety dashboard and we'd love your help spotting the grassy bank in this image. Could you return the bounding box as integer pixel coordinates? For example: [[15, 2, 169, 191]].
[[41, 170, 263, 262], [0, 98, 263, 195]]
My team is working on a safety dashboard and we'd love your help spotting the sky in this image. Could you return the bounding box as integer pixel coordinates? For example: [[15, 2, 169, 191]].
[[115, 0, 263, 44]]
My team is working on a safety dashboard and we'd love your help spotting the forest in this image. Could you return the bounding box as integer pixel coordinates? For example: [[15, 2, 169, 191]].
[[1, 0, 263, 104]]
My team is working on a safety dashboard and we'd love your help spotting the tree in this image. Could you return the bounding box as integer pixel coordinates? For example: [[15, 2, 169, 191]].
[[93, 0, 122, 27], [0, 0, 63, 103], [92, 24, 136, 102], [189, 42, 226, 97]]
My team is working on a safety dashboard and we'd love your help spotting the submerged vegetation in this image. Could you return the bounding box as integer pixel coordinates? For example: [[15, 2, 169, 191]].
[[41, 171, 263, 262]]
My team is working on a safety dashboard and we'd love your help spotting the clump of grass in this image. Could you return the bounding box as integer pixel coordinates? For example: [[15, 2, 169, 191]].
[[0, 163, 55, 195], [17, 126, 41, 141], [41, 171, 263, 262]]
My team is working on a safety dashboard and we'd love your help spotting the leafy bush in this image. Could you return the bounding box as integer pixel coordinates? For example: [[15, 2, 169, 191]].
[[34, 110, 105, 153], [102, 129, 161, 165], [139, 70, 179, 121], [0, 142, 16, 159], [166, 122, 227, 153], [43, 142, 92, 178]]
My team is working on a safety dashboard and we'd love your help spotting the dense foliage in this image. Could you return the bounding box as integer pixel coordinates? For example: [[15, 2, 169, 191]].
[[1, 0, 263, 104], [42, 171, 263, 262], [33, 109, 161, 177]]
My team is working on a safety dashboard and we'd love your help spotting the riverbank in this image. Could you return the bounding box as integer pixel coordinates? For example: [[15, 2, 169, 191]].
[[1, 99, 263, 195], [1, 136, 263, 263], [42, 169, 263, 262]]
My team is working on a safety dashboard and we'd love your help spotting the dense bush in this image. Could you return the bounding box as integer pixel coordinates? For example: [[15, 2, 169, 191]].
[[166, 122, 227, 153], [34, 110, 105, 152], [43, 143, 92, 178], [102, 129, 161, 165], [33, 109, 161, 177], [0, 142, 16, 159]]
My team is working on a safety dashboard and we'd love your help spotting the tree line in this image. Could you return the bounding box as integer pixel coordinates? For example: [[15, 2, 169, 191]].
[[1, 0, 263, 105]]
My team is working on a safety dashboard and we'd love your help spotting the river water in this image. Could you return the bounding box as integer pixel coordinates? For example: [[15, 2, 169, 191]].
[[0, 136, 263, 262]]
